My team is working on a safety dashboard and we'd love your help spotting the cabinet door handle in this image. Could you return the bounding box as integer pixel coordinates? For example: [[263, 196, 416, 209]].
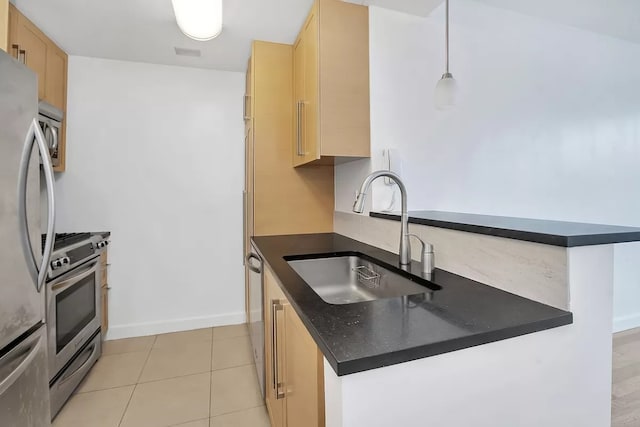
[[18, 49, 27, 65], [242, 191, 247, 265], [296, 101, 304, 156], [11, 44, 20, 60], [271, 299, 285, 399], [243, 95, 251, 121]]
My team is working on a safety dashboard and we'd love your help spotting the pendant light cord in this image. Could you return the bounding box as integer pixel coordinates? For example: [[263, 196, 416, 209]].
[[445, 0, 450, 74]]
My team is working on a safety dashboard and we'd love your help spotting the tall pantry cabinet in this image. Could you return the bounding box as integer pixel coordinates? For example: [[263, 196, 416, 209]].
[[243, 40, 334, 427], [244, 41, 334, 241], [242, 39, 334, 277]]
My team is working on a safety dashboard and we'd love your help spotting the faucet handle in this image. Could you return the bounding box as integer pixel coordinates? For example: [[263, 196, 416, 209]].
[[408, 234, 435, 276]]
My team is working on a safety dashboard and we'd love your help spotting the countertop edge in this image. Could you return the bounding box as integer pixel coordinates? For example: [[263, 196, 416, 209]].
[[252, 233, 574, 377], [336, 312, 573, 376], [370, 212, 640, 248]]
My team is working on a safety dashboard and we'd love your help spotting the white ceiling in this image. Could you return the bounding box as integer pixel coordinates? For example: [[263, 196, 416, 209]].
[[13, 0, 444, 72], [11, 0, 640, 73], [474, 0, 640, 46], [345, 0, 442, 17], [12, 0, 316, 72]]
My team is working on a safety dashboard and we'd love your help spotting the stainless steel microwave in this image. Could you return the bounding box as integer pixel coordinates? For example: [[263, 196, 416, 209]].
[[38, 101, 63, 168]]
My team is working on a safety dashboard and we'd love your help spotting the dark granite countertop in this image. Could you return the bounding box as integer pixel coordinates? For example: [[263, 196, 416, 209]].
[[371, 211, 640, 247], [252, 233, 572, 376]]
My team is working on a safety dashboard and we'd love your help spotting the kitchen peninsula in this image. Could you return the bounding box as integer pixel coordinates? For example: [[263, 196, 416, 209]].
[[251, 210, 640, 427]]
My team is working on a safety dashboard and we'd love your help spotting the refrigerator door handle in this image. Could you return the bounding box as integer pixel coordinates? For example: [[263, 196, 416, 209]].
[[35, 119, 56, 293], [0, 334, 42, 396], [18, 119, 56, 293]]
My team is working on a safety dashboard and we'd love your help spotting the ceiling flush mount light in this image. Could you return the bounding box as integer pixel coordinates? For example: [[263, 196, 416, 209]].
[[434, 0, 458, 110], [172, 0, 223, 41]]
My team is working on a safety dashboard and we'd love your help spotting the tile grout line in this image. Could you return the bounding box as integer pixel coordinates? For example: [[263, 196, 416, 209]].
[[211, 403, 266, 420], [210, 327, 215, 421], [117, 335, 157, 427], [65, 328, 251, 427], [75, 367, 220, 395]]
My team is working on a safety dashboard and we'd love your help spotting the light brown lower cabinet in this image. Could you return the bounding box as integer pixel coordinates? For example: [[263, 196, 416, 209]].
[[100, 250, 109, 335], [101, 285, 109, 335], [264, 266, 325, 427]]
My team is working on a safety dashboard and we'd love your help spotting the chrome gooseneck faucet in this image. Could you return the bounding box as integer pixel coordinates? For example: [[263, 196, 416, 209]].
[[353, 171, 435, 276]]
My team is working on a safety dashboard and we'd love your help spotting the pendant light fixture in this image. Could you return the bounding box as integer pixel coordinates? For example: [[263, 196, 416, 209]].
[[172, 0, 223, 41], [434, 0, 458, 110]]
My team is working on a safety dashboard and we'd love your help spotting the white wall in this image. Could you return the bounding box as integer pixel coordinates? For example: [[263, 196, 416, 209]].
[[336, 1, 640, 331], [56, 56, 245, 339]]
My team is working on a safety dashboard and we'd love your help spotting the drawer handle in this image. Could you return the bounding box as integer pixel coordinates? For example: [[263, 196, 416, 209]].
[[11, 44, 19, 60], [59, 343, 98, 386], [18, 49, 26, 65]]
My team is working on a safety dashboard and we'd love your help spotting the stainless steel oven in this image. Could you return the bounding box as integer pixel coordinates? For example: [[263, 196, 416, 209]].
[[50, 331, 101, 418], [45, 232, 108, 418], [47, 256, 101, 380]]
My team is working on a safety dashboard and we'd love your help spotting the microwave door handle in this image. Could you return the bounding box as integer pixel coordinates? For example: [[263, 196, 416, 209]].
[[50, 125, 58, 151], [33, 119, 56, 292]]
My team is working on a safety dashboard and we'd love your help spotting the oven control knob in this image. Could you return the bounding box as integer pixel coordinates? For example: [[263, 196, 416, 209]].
[[51, 259, 64, 269], [96, 241, 105, 249], [104, 240, 110, 246], [62, 257, 70, 265]]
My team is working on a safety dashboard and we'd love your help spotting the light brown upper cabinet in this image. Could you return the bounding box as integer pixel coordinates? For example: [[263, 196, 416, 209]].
[[293, 0, 371, 167], [45, 43, 68, 111], [9, 4, 68, 172], [1, 0, 8, 52]]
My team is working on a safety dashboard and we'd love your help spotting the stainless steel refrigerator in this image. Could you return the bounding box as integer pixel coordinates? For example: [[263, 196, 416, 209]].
[[0, 50, 56, 426]]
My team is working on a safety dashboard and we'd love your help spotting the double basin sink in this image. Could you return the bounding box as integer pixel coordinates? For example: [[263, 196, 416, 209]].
[[285, 253, 441, 305]]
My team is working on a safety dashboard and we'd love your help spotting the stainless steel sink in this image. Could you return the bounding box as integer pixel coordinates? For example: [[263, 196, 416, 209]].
[[286, 255, 439, 305]]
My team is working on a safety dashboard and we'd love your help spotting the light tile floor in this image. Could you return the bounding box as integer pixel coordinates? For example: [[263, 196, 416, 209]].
[[52, 324, 640, 426], [613, 327, 640, 427], [53, 324, 271, 427]]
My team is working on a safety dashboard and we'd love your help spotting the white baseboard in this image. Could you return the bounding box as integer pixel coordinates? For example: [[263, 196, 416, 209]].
[[105, 312, 246, 341], [613, 312, 640, 333]]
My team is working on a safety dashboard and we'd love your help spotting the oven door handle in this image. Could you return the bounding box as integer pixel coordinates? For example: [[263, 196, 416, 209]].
[[51, 261, 99, 293]]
